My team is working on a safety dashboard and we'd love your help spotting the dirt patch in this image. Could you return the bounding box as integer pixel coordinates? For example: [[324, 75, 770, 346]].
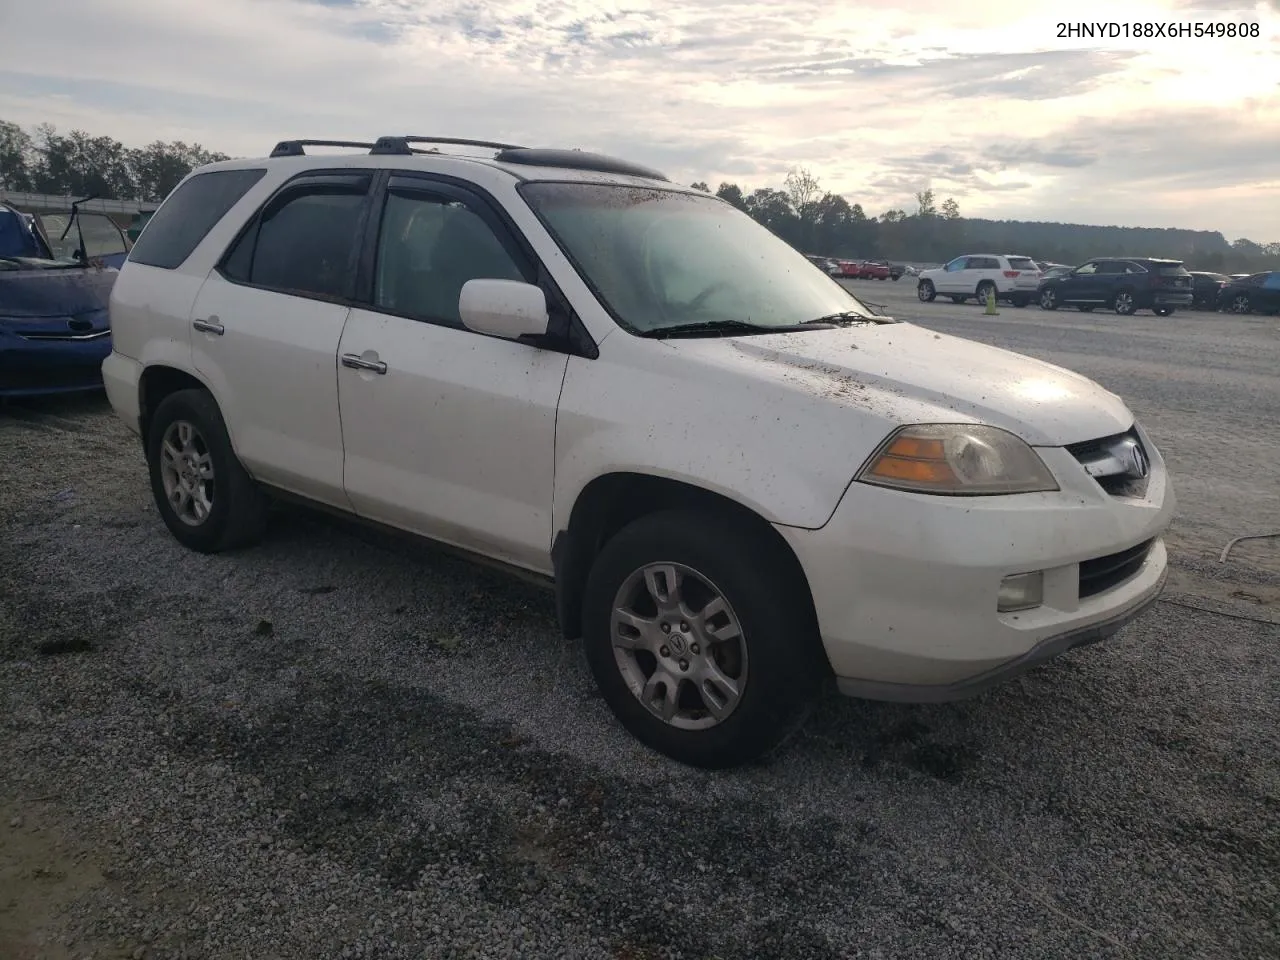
[[0, 802, 120, 960]]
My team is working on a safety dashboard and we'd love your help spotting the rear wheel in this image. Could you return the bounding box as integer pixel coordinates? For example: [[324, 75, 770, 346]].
[[582, 509, 825, 769], [975, 281, 997, 305], [1113, 289, 1137, 316], [917, 280, 936, 302], [147, 388, 270, 553]]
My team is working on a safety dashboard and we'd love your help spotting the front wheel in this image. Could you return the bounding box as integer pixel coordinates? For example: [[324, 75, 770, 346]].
[[1039, 288, 1059, 310], [582, 509, 825, 769], [917, 280, 936, 302], [975, 281, 997, 305], [1113, 289, 1137, 316], [147, 388, 270, 553], [1228, 294, 1252, 314]]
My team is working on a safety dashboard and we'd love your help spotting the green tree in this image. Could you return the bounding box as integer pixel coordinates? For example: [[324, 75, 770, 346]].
[[941, 197, 960, 220]]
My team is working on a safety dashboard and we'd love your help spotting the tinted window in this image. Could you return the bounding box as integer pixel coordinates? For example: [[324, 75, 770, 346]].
[[373, 190, 527, 326], [1074, 262, 1098, 275], [129, 168, 266, 269], [223, 186, 366, 299], [1154, 264, 1189, 276], [1263, 272, 1280, 290], [1007, 257, 1037, 271]]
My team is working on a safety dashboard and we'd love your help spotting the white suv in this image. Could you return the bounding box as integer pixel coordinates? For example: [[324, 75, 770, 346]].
[[103, 136, 1174, 768], [917, 253, 1042, 307]]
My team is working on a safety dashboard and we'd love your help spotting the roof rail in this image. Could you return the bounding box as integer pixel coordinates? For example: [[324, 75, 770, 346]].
[[371, 135, 527, 156], [494, 147, 669, 182], [269, 139, 383, 158]]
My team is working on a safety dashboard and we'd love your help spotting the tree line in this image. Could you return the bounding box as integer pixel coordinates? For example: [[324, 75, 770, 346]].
[[1, 118, 1275, 273], [0, 119, 229, 205]]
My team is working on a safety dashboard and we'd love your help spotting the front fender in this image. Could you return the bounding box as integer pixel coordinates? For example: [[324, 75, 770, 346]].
[[552, 342, 900, 533]]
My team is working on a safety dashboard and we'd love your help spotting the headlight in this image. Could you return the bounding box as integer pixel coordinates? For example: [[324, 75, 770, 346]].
[[856, 423, 1059, 495]]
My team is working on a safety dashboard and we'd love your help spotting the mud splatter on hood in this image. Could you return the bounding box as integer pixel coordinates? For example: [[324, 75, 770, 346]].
[[668, 322, 1134, 447]]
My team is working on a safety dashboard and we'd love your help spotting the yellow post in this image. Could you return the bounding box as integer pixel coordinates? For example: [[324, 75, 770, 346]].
[[984, 289, 999, 315]]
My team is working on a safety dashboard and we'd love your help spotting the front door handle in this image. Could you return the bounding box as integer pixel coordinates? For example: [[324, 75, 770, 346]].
[[192, 317, 224, 335], [341, 353, 387, 375]]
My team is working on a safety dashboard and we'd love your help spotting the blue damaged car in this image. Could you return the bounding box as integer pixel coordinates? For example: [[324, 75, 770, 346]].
[[0, 200, 122, 397]]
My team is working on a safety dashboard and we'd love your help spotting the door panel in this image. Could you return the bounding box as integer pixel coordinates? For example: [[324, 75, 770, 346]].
[[191, 172, 372, 508], [191, 274, 351, 504], [337, 176, 567, 572], [338, 311, 567, 570]]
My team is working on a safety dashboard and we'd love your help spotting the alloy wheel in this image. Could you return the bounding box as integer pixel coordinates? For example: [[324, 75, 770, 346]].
[[610, 562, 748, 730], [159, 420, 215, 526]]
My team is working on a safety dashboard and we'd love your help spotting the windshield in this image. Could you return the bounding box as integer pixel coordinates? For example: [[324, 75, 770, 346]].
[[519, 182, 875, 334]]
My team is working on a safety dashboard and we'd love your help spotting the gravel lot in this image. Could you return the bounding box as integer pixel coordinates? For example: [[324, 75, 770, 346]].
[[2, 286, 1277, 960]]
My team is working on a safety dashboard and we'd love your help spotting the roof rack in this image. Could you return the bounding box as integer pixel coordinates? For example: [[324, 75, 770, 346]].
[[371, 136, 527, 155], [269, 139, 378, 158], [269, 136, 670, 182]]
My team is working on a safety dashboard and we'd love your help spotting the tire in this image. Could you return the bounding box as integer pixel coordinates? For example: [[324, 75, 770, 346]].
[[1039, 288, 1059, 310], [975, 281, 997, 305], [1228, 294, 1251, 314], [147, 388, 270, 553], [581, 509, 825, 769], [1113, 289, 1137, 316], [1154, 307, 1174, 317], [917, 280, 936, 302]]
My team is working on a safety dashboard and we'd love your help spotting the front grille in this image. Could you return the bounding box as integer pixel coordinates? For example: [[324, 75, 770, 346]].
[[1066, 427, 1151, 498], [1079, 539, 1154, 599]]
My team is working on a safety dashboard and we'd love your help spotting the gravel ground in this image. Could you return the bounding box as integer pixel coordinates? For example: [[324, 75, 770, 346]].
[[2, 296, 1277, 960]]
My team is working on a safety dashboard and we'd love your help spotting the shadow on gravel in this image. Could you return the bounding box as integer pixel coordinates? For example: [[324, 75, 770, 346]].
[[170, 672, 873, 960]]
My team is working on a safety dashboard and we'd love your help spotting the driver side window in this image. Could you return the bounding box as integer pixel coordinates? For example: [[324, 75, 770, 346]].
[[1074, 262, 1098, 276], [945, 258, 967, 272]]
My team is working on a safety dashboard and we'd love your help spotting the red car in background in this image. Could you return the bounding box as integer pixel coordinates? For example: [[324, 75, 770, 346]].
[[859, 260, 891, 280], [832, 259, 861, 278]]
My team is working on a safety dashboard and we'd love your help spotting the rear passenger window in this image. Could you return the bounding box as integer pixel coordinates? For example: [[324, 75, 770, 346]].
[[221, 179, 368, 300], [372, 190, 528, 327], [129, 169, 266, 269]]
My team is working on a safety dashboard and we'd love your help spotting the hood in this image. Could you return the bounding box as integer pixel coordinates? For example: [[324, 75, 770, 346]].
[[0, 264, 117, 319], [670, 322, 1133, 447]]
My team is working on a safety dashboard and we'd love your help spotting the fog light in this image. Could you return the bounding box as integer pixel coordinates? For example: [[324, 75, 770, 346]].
[[998, 571, 1044, 612]]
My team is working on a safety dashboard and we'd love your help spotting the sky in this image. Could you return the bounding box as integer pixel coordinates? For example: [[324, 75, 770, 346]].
[[0, 0, 1277, 241]]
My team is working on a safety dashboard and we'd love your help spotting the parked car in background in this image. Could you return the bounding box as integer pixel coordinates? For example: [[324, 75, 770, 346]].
[[1037, 258, 1193, 316], [100, 135, 1174, 768], [833, 259, 861, 278], [805, 254, 838, 274], [916, 254, 1041, 307], [0, 201, 116, 397], [1217, 271, 1280, 315], [859, 260, 890, 280], [1187, 271, 1231, 310], [35, 196, 131, 271], [888, 263, 906, 280]]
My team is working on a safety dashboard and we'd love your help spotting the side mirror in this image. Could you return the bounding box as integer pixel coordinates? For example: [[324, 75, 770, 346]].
[[459, 279, 549, 341]]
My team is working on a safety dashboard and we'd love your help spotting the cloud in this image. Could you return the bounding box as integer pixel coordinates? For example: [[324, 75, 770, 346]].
[[0, 0, 1277, 239]]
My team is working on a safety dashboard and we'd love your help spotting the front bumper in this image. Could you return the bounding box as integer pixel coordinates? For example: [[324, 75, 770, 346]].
[[0, 330, 112, 397], [776, 438, 1175, 698]]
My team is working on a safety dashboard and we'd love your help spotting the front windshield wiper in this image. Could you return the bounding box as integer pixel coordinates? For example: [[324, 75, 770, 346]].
[[802, 310, 887, 325], [639, 318, 824, 339]]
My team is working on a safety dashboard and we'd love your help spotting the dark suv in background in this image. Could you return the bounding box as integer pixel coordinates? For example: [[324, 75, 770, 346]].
[[1036, 258, 1193, 316]]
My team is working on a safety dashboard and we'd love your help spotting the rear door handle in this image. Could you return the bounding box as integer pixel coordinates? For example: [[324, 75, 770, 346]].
[[341, 353, 387, 375], [192, 317, 224, 335]]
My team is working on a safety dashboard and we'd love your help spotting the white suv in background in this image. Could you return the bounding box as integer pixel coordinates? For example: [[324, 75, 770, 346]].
[[103, 136, 1174, 768], [917, 253, 1042, 307]]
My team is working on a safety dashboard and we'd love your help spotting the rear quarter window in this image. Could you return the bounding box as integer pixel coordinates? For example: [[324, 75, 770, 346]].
[[1007, 257, 1037, 270], [129, 168, 267, 270], [1154, 264, 1189, 275]]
